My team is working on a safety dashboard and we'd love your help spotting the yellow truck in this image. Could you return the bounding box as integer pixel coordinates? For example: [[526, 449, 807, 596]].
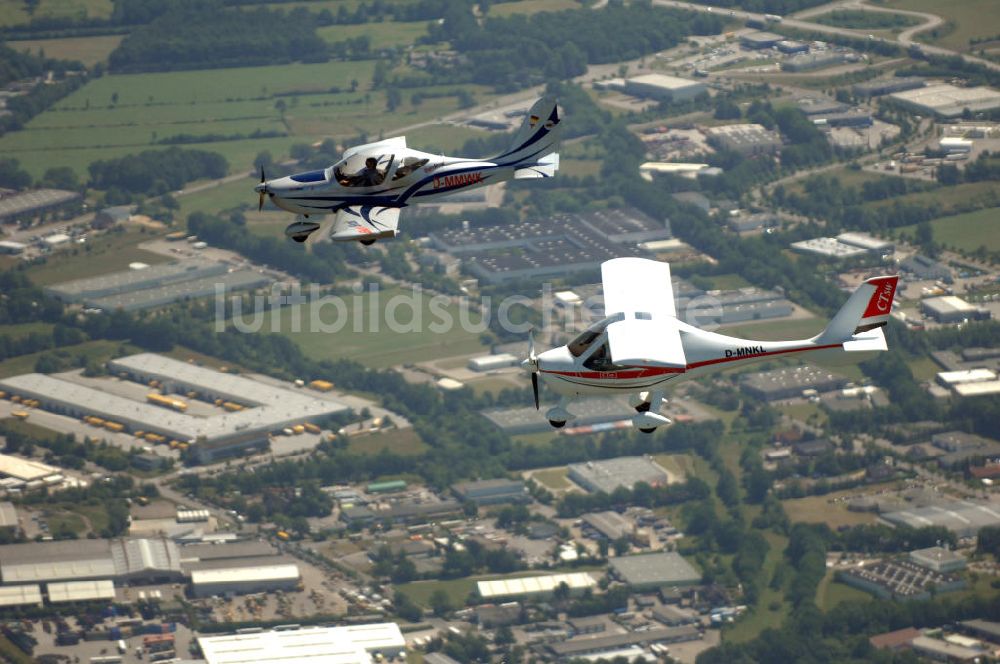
[[104, 421, 125, 433], [146, 393, 188, 412], [11, 410, 29, 420], [222, 401, 244, 412], [308, 379, 334, 392], [303, 422, 321, 434]]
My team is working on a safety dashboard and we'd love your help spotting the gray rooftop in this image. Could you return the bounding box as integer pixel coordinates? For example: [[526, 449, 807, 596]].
[[0, 353, 347, 445], [881, 500, 1000, 536], [610, 552, 701, 587], [0, 189, 81, 220], [46, 259, 228, 301], [568, 456, 672, 494], [0, 501, 16, 528], [87, 270, 271, 312]]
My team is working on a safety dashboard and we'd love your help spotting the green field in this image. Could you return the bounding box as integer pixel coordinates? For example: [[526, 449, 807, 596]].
[[317, 20, 429, 48], [247, 286, 488, 368], [489, 0, 579, 17], [782, 491, 879, 529], [0, 339, 136, 378], [0, 54, 495, 179], [531, 467, 571, 490], [653, 453, 694, 481], [24, 229, 169, 286], [0, 322, 55, 338], [899, 207, 1000, 253], [346, 428, 428, 457], [11, 34, 124, 67], [717, 316, 824, 341], [723, 531, 790, 643], [0, 0, 112, 27], [816, 571, 873, 611], [880, 0, 1000, 51]]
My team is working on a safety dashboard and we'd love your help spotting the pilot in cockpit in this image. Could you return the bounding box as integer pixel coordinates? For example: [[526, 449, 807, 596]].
[[356, 157, 384, 187]]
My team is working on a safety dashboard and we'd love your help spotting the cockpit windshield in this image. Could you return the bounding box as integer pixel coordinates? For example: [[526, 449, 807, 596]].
[[334, 153, 394, 188], [567, 313, 625, 357], [392, 156, 429, 181]]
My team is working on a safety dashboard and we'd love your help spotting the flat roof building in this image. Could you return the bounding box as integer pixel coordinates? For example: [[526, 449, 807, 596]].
[[910, 635, 982, 662], [706, 123, 782, 156], [467, 353, 519, 372], [0, 502, 17, 529], [548, 625, 699, 658], [0, 188, 82, 224], [0, 353, 349, 463], [477, 572, 597, 600], [0, 453, 61, 483], [740, 31, 784, 49], [482, 396, 635, 435], [909, 546, 966, 573], [610, 552, 701, 590], [582, 511, 633, 541], [190, 563, 300, 598], [836, 232, 894, 254], [922, 296, 990, 324], [0, 539, 115, 584], [880, 500, 1000, 538], [452, 478, 528, 506], [790, 237, 867, 259], [47, 579, 116, 603], [198, 624, 405, 664], [624, 74, 706, 102], [45, 259, 229, 303], [742, 365, 849, 401], [854, 78, 925, 98], [0, 584, 42, 608], [568, 456, 672, 494], [890, 83, 1000, 118]]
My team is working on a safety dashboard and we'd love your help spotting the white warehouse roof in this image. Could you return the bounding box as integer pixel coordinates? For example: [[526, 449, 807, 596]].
[[0, 584, 42, 607], [478, 572, 597, 599], [47, 579, 116, 603], [0, 453, 61, 482], [191, 564, 301, 587], [198, 624, 405, 664]]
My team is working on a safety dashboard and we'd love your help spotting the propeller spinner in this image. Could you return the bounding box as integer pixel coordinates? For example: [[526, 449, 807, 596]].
[[256, 167, 267, 212], [522, 329, 540, 410]]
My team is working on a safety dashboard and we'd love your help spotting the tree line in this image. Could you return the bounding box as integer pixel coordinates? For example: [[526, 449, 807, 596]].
[[87, 147, 227, 198]]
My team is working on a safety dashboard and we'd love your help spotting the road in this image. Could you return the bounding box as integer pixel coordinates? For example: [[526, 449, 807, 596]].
[[651, 0, 1000, 73]]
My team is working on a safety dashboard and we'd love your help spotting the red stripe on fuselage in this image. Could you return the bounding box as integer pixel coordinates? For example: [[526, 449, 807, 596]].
[[542, 343, 843, 381]]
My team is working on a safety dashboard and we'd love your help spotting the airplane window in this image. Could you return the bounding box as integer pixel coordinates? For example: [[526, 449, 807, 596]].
[[635, 311, 652, 320], [582, 341, 626, 372], [289, 170, 327, 184], [567, 313, 624, 357], [334, 154, 394, 188], [392, 157, 429, 181]]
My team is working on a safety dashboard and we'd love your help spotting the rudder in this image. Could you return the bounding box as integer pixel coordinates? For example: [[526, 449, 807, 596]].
[[815, 275, 898, 343]]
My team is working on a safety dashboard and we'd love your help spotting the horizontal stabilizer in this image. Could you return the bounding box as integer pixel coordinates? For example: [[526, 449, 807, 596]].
[[514, 152, 559, 179], [330, 205, 402, 242], [842, 327, 887, 353]]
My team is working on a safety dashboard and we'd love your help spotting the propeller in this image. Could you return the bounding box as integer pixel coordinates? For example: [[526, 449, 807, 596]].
[[525, 328, 540, 410], [257, 166, 266, 212]]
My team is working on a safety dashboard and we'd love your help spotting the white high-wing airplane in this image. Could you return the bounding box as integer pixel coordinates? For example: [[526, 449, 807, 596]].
[[255, 97, 561, 245], [524, 257, 899, 433]]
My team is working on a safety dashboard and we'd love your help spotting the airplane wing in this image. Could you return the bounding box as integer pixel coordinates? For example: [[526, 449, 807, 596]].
[[601, 257, 676, 319], [330, 205, 402, 242], [602, 258, 685, 368]]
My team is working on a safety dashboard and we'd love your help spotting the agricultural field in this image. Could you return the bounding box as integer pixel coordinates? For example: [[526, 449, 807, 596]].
[[0, 339, 135, 378], [346, 428, 428, 457], [0, 0, 112, 27], [782, 490, 880, 529], [900, 207, 1000, 254], [246, 285, 489, 368], [489, 0, 579, 17], [10, 34, 123, 67], [879, 0, 1000, 52]]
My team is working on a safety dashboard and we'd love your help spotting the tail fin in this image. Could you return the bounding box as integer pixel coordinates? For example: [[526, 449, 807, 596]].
[[493, 96, 561, 165], [815, 275, 899, 344]]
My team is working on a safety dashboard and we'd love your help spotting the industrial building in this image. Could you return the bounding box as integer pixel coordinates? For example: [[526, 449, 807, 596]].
[[837, 559, 965, 600], [936, 369, 1000, 397], [889, 83, 1000, 118], [706, 124, 782, 156], [623, 74, 706, 102], [836, 232, 894, 255], [47, 579, 116, 603], [482, 396, 635, 435], [680, 287, 794, 326], [190, 564, 301, 597], [0, 353, 349, 463], [921, 296, 990, 324], [742, 365, 849, 401], [0, 539, 116, 584], [790, 237, 868, 259], [910, 635, 983, 662], [0, 584, 42, 608], [467, 353, 519, 372], [740, 31, 784, 49], [609, 552, 701, 590], [197, 624, 406, 664], [853, 78, 925, 98], [776, 39, 809, 54], [45, 259, 272, 312], [879, 500, 1000, 538], [548, 626, 700, 659], [568, 456, 672, 494], [581, 511, 633, 541], [477, 572, 597, 600], [0, 188, 82, 224], [0, 502, 17, 530], [0, 453, 62, 485], [0, 240, 26, 255], [901, 253, 952, 282], [909, 546, 966, 573], [452, 478, 529, 505]]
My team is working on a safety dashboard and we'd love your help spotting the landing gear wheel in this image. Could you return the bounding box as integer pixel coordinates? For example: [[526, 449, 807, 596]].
[[359, 239, 376, 246], [549, 420, 566, 429], [634, 401, 651, 413], [639, 427, 657, 434]]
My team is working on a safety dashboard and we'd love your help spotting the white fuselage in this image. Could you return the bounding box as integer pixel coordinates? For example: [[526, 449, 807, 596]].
[[537, 321, 861, 398]]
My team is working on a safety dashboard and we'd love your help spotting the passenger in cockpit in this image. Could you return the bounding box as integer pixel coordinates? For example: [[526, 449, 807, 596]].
[[355, 157, 384, 187]]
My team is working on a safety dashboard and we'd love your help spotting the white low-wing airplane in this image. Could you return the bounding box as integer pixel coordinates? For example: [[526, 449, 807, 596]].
[[524, 257, 899, 432], [255, 97, 561, 245]]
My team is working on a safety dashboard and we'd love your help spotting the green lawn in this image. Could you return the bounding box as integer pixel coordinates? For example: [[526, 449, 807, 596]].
[[489, 0, 579, 16], [0, 322, 55, 338], [531, 467, 571, 490], [706, 273, 752, 291], [653, 453, 694, 481], [0, 339, 136, 378], [778, 401, 829, 427], [782, 491, 880, 529], [178, 176, 260, 221], [717, 316, 824, 341], [24, 229, 170, 286], [10, 34, 124, 67], [870, 181, 1000, 216], [317, 20, 429, 48], [724, 531, 790, 643], [881, 0, 1000, 52], [246, 286, 488, 368], [816, 571, 873, 611], [908, 355, 942, 381], [899, 207, 1000, 254], [346, 428, 428, 457]]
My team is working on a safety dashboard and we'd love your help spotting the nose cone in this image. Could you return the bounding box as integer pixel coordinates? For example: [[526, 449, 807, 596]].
[[254, 182, 267, 194]]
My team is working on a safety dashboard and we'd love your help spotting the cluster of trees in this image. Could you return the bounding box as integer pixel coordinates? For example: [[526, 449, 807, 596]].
[[88, 147, 227, 197], [814, 9, 920, 30], [108, 2, 329, 72], [0, 158, 81, 192], [0, 420, 143, 474], [15, 473, 142, 539], [442, 537, 525, 579], [938, 151, 1000, 185], [0, 58, 86, 138], [423, 3, 722, 90]]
